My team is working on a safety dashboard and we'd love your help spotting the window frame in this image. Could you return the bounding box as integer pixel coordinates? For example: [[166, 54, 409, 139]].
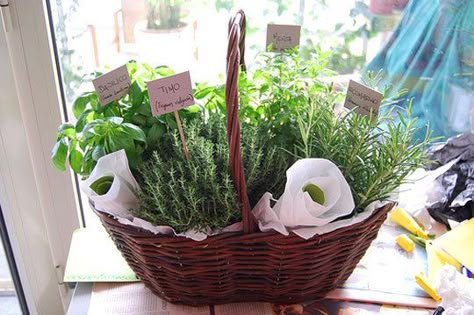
[[0, 0, 81, 313]]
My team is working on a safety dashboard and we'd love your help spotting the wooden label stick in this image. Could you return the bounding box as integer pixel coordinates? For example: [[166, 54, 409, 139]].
[[174, 111, 190, 160], [147, 71, 195, 159], [115, 100, 123, 117]]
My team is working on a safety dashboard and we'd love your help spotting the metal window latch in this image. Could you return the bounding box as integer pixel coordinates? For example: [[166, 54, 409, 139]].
[[0, 0, 12, 32]]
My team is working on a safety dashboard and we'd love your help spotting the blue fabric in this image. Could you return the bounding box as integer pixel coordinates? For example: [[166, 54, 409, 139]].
[[365, 0, 474, 141]]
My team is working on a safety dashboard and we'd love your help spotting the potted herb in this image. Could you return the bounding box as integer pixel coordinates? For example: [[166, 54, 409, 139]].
[[51, 62, 199, 177], [134, 0, 194, 67], [145, 0, 185, 30]]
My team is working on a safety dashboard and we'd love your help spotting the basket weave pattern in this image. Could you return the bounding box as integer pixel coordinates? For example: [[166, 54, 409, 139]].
[[96, 203, 392, 305], [94, 10, 394, 305]]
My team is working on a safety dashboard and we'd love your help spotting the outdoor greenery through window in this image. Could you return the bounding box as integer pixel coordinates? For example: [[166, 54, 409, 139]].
[[50, 0, 403, 105]]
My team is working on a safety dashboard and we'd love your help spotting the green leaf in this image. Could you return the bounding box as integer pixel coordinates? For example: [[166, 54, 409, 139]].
[[146, 116, 157, 126], [147, 123, 165, 145], [68, 146, 83, 174], [136, 103, 152, 116], [75, 109, 94, 133], [129, 81, 144, 107], [155, 66, 175, 77], [82, 149, 95, 175], [194, 86, 215, 99], [132, 114, 147, 126], [72, 93, 92, 119], [83, 119, 105, 134], [165, 114, 178, 130], [51, 139, 68, 171], [122, 123, 147, 144], [90, 93, 100, 112], [57, 123, 75, 139], [106, 117, 124, 125], [107, 133, 134, 153], [92, 145, 106, 161]]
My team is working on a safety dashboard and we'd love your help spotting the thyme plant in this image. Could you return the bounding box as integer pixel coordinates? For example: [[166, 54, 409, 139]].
[[133, 114, 288, 233]]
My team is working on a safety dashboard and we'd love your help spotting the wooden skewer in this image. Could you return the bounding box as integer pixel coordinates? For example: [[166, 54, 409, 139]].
[[174, 111, 189, 160]]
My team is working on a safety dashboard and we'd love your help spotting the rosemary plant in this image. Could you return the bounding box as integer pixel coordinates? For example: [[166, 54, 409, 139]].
[[195, 48, 432, 212], [295, 92, 432, 210]]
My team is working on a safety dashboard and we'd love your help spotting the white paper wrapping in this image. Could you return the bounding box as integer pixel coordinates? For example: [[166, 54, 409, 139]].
[[81, 150, 241, 241], [82, 150, 140, 217], [251, 159, 387, 240], [436, 265, 474, 314], [83, 153, 379, 241]]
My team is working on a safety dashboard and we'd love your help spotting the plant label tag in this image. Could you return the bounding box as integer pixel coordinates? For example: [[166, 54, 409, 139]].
[[92, 65, 131, 105], [147, 71, 195, 116], [344, 80, 383, 119], [266, 24, 301, 52]]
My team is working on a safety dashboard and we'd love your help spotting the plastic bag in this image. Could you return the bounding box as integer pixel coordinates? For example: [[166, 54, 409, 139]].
[[425, 133, 474, 227], [364, 0, 474, 140]]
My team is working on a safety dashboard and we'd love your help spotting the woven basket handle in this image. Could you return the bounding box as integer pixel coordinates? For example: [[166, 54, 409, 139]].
[[226, 10, 257, 234]]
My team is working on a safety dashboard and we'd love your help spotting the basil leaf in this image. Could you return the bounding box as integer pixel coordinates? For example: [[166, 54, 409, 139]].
[[83, 119, 105, 134], [106, 116, 124, 125], [108, 134, 134, 153], [122, 123, 146, 144], [136, 103, 152, 116], [129, 81, 144, 107], [51, 139, 68, 171], [68, 146, 83, 174], [155, 66, 175, 77], [132, 114, 147, 126], [82, 149, 95, 175], [165, 114, 178, 130], [57, 122, 75, 139], [194, 86, 214, 99], [147, 123, 165, 146], [90, 93, 100, 111], [75, 109, 94, 133], [92, 145, 106, 161], [72, 93, 91, 119]]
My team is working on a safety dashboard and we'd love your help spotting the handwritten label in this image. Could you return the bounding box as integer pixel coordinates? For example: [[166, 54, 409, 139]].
[[147, 71, 195, 116], [266, 24, 301, 52], [92, 65, 131, 105], [344, 80, 383, 119]]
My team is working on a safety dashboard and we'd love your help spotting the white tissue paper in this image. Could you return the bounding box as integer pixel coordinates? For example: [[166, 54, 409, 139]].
[[435, 265, 474, 315], [81, 150, 241, 241], [252, 158, 372, 239], [82, 149, 140, 216]]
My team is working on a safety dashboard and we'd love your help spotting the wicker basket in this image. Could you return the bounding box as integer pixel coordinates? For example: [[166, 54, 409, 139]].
[[94, 10, 394, 306]]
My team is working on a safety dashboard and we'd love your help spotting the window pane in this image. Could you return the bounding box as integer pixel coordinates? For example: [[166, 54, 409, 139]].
[[48, 0, 405, 225], [0, 245, 22, 315]]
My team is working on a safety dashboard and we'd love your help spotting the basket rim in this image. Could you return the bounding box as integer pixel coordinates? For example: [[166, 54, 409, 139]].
[[92, 201, 395, 243]]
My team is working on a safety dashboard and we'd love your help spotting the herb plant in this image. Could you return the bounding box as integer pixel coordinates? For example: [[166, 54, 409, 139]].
[[51, 62, 201, 176], [197, 49, 432, 213], [135, 116, 239, 233], [296, 97, 431, 210], [52, 49, 432, 233], [133, 113, 289, 232]]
